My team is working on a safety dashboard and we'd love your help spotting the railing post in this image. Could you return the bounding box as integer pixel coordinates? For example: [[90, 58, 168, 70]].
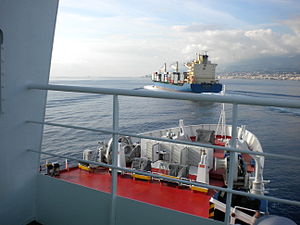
[[224, 103, 238, 224], [0, 29, 3, 114], [110, 94, 119, 225]]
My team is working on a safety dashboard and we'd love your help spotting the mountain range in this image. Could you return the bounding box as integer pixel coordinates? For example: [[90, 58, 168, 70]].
[[218, 54, 300, 73]]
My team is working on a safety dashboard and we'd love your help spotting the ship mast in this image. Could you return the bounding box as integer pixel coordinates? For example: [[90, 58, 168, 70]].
[[216, 86, 226, 138]]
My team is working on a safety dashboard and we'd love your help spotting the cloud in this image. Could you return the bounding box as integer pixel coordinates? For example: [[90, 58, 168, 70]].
[[174, 18, 300, 65], [50, 1, 300, 78], [173, 24, 225, 32], [59, 0, 123, 16], [50, 36, 179, 77]]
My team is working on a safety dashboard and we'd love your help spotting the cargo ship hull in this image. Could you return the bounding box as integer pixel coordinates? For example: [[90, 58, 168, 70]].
[[153, 81, 223, 93]]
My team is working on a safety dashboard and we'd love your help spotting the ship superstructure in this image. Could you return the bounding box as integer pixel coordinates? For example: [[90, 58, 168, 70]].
[[150, 54, 223, 93], [185, 54, 217, 83]]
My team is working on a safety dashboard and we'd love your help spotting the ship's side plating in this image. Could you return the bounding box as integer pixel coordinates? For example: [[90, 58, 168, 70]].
[[0, 0, 58, 224]]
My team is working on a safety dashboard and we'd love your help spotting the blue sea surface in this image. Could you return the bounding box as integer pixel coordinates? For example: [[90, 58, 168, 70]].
[[42, 77, 300, 223]]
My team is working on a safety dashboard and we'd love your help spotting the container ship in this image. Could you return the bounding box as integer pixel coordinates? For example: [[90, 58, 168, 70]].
[[148, 54, 223, 93]]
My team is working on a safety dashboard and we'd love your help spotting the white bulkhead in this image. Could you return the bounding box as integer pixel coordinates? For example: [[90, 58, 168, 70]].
[[193, 61, 217, 83]]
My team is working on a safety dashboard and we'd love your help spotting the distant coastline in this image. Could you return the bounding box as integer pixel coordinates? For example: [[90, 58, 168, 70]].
[[217, 72, 300, 81], [144, 72, 300, 81]]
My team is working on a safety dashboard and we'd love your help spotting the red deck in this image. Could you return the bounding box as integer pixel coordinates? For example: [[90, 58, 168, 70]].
[[57, 167, 224, 218]]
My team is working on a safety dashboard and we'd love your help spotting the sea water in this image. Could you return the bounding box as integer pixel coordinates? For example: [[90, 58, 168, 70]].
[[42, 77, 300, 223]]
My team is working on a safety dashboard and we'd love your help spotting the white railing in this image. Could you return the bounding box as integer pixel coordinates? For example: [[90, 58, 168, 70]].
[[27, 83, 300, 225], [0, 29, 3, 114]]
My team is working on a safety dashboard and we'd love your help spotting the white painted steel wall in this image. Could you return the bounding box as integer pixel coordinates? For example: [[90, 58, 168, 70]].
[[37, 174, 223, 225], [37, 175, 111, 225], [194, 63, 217, 82], [0, 0, 58, 224], [140, 138, 214, 168]]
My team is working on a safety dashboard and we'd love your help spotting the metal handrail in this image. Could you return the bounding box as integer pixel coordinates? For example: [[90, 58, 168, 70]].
[[27, 83, 300, 225], [0, 29, 3, 114], [26, 120, 300, 162], [27, 83, 300, 108], [27, 149, 300, 207]]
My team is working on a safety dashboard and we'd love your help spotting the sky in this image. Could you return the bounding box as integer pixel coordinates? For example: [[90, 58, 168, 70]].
[[50, 0, 300, 79]]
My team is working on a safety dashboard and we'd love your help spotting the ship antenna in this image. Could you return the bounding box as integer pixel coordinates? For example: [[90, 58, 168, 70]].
[[195, 53, 198, 61]]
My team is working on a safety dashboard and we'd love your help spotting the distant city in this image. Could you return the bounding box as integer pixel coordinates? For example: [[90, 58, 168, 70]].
[[217, 72, 300, 81], [145, 72, 300, 81]]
